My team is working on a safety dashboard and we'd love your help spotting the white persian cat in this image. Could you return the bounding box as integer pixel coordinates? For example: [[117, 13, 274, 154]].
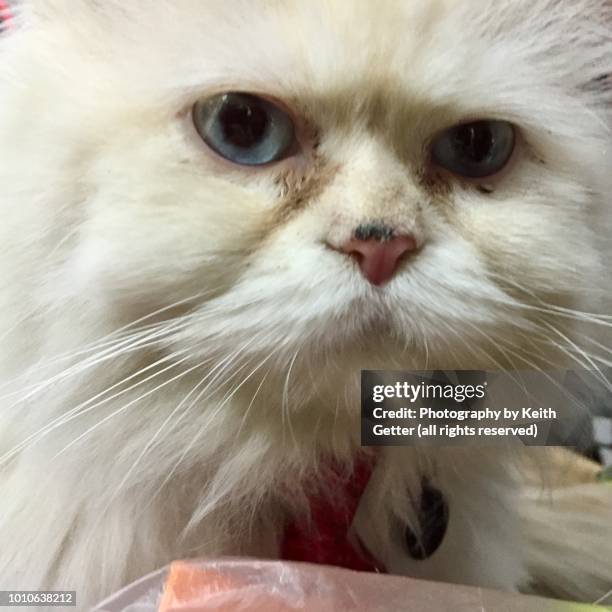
[[1, 0, 612, 608]]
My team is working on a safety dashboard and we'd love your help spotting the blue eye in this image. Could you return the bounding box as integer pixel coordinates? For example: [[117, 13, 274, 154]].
[[193, 93, 296, 166], [431, 120, 516, 179]]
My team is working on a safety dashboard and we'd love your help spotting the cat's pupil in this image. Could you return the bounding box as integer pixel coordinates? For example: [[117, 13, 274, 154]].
[[453, 123, 494, 163], [193, 92, 294, 166], [431, 119, 514, 179], [219, 98, 270, 149]]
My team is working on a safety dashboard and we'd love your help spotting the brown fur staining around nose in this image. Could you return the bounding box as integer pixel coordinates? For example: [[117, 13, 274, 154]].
[[354, 222, 395, 242]]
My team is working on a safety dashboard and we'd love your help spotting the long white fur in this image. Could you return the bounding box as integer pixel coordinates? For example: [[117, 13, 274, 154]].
[[1, 0, 612, 608]]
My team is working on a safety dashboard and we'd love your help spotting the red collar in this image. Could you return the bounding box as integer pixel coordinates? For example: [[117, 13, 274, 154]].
[[281, 453, 384, 572]]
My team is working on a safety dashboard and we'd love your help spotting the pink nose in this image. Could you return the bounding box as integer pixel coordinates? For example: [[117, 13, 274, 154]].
[[342, 235, 417, 286]]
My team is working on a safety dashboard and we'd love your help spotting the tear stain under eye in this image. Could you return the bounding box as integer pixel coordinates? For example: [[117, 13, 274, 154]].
[[417, 161, 454, 202], [230, 154, 339, 256], [264, 136, 454, 239], [271, 152, 340, 226]]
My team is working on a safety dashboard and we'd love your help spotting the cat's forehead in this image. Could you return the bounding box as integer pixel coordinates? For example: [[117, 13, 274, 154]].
[[179, 0, 471, 79], [90, 0, 502, 93], [36, 0, 603, 132]]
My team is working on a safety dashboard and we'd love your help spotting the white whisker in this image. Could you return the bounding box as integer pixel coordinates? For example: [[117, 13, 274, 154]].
[[52, 359, 205, 460], [0, 317, 190, 407], [0, 348, 192, 466], [95, 358, 212, 518], [281, 349, 300, 450]]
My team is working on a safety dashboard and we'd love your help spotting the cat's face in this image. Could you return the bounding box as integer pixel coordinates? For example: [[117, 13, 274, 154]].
[[2, 1, 611, 398]]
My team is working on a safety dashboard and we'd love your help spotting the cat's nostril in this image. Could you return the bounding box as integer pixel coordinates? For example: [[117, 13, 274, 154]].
[[341, 234, 418, 286]]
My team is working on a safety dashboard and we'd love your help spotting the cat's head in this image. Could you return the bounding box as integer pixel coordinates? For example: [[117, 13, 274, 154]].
[[1, 0, 611, 403]]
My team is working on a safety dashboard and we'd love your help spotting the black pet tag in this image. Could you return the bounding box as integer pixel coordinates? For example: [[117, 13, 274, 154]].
[[405, 479, 449, 561]]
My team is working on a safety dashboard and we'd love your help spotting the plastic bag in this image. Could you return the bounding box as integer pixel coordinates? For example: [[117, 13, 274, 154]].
[[92, 558, 605, 612]]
